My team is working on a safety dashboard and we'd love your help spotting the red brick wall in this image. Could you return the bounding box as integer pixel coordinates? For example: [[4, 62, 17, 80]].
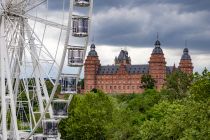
[[149, 54, 166, 90], [95, 65, 144, 94], [179, 59, 193, 74], [84, 56, 100, 92]]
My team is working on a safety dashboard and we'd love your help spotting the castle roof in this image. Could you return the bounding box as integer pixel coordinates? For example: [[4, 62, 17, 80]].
[[152, 47, 163, 54], [181, 48, 191, 60], [118, 50, 129, 60], [115, 49, 131, 63], [155, 40, 161, 46], [97, 65, 149, 75], [126, 65, 149, 74], [97, 65, 174, 75], [88, 44, 98, 56], [152, 40, 163, 54], [98, 65, 119, 75]]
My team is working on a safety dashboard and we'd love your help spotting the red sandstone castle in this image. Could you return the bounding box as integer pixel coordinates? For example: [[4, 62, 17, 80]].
[[84, 39, 193, 94]]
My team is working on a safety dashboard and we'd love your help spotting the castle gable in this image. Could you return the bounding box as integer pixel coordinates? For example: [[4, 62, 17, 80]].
[[115, 49, 131, 65]]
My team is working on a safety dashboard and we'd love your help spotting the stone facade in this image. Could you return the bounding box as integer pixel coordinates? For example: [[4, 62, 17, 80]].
[[84, 40, 193, 94]]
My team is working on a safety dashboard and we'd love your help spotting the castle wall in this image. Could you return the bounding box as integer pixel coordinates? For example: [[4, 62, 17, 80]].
[[95, 73, 144, 94], [179, 59, 193, 74]]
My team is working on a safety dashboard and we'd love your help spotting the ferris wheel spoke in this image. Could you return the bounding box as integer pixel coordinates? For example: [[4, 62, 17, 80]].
[[11, 0, 47, 12], [25, 21, 54, 116], [13, 11, 69, 30], [25, 22, 60, 69], [25, 13, 68, 30], [25, 0, 47, 12], [6, 16, 59, 86]]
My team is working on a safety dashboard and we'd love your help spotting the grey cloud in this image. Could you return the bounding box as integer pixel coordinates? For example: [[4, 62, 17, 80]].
[[46, 0, 210, 52], [91, 1, 210, 52], [94, 0, 210, 13]]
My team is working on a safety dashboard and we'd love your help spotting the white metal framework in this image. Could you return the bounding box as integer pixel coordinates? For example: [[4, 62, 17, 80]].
[[0, 0, 93, 139]]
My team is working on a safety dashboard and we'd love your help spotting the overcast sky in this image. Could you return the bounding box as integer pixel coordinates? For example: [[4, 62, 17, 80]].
[[88, 0, 210, 73], [92, 0, 210, 49], [46, 0, 210, 73]]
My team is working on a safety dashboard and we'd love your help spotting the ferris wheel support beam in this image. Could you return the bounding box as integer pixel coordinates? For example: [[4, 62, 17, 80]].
[[13, 20, 25, 104], [0, 15, 20, 140], [27, 32, 45, 114], [22, 79, 37, 127], [0, 15, 8, 140], [5, 16, 45, 118]]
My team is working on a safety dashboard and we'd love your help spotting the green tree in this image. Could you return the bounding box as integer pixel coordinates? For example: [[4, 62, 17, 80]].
[[78, 78, 84, 89], [140, 74, 156, 90], [190, 68, 210, 101], [139, 100, 210, 140], [59, 92, 114, 140], [164, 70, 193, 99], [128, 89, 160, 113]]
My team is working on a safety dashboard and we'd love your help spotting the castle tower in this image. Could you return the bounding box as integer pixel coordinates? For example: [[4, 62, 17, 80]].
[[115, 49, 131, 65], [84, 44, 100, 92], [149, 38, 166, 90], [179, 48, 193, 74]]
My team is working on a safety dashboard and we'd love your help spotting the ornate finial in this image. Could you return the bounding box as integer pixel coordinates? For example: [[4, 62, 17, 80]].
[[92, 35, 95, 43], [157, 32, 159, 40]]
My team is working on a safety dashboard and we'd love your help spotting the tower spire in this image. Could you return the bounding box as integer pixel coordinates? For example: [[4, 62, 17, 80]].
[[92, 35, 95, 43], [154, 32, 161, 48], [185, 40, 187, 48]]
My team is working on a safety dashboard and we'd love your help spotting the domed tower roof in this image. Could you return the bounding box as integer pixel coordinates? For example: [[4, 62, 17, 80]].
[[88, 43, 98, 56], [181, 48, 191, 60], [155, 40, 161, 46], [152, 39, 163, 54]]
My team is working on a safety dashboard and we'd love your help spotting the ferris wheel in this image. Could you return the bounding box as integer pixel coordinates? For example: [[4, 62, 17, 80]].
[[0, 0, 93, 139]]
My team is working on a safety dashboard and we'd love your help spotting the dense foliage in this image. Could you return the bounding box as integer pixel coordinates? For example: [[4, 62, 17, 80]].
[[59, 69, 210, 140], [140, 74, 156, 90]]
